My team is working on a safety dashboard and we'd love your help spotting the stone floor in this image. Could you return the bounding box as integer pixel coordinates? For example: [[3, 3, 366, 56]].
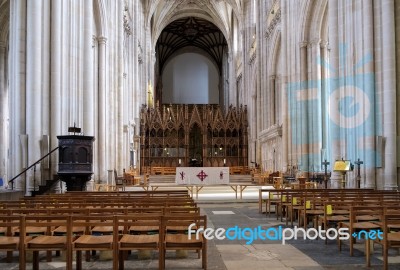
[[1, 187, 400, 269]]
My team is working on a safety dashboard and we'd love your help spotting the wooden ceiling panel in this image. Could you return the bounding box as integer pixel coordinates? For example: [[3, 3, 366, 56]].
[[156, 17, 227, 74]]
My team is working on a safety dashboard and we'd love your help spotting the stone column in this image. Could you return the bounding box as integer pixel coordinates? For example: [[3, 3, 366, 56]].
[[270, 75, 276, 126], [328, 0, 341, 188], [299, 41, 308, 172], [396, 0, 400, 187], [117, 0, 125, 171], [380, 0, 397, 189], [26, 0, 43, 195], [360, 0, 376, 189], [308, 40, 322, 172], [83, 0, 94, 188], [280, 0, 289, 174], [0, 44, 7, 184], [98, 37, 107, 182], [9, 0, 27, 191], [82, 0, 94, 138], [275, 76, 281, 124], [320, 40, 330, 172], [41, 0, 50, 182]]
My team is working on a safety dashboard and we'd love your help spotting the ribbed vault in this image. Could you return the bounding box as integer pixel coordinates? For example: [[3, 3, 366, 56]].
[[156, 16, 227, 74]]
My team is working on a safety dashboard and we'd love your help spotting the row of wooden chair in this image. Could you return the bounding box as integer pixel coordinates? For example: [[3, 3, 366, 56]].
[[261, 189, 400, 269], [336, 206, 400, 270], [1, 199, 197, 210], [0, 190, 208, 269], [0, 190, 193, 209], [0, 213, 207, 270], [259, 188, 396, 214]]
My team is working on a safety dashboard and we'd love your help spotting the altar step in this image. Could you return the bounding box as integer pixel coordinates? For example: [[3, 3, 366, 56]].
[[230, 174, 253, 184], [148, 175, 175, 184]]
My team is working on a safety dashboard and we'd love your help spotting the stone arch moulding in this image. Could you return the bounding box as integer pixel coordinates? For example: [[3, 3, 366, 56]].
[[299, 0, 327, 42], [268, 30, 281, 73], [93, 0, 108, 38]]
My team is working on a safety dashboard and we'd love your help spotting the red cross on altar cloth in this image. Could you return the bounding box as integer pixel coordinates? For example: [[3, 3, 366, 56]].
[[175, 167, 229, 185], [196, 170, 208, 181]]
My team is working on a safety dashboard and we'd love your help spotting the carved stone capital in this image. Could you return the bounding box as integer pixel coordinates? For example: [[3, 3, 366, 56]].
[[299, 41, 308, 48], [320, 40, 329, 49], [98, 36, 107, 45]]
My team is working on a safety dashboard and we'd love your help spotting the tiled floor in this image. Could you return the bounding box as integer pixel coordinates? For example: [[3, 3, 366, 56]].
[[1, 193, 399, 269], [201, 202, 398, 270]]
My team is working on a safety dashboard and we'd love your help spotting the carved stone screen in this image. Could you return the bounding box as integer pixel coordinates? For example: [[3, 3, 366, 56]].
[[140, 104, 248, 173]]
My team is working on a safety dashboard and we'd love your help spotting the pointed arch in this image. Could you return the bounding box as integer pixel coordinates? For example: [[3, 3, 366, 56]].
[[299, 0, 328, 42]]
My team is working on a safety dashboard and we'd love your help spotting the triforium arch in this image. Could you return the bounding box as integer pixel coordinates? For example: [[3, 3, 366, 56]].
[[140, 104, 248, 173]]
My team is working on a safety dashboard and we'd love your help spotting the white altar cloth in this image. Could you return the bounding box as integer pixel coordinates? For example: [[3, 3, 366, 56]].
[[175, 167, 230, 185]]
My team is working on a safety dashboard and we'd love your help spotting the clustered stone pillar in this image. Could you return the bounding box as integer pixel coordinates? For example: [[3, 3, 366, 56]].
[[361, 0, 376, 189], [25, 0, 43, 195], [9, 0, 27, 191], [0, 43, 7, 184], [98, 37, 107, 183], [50, 0, 62, 179], [307, 40, 322, 172], [83, 0, 95, 190], [379, 0, 397, 190], [328, 0, 345, 189]]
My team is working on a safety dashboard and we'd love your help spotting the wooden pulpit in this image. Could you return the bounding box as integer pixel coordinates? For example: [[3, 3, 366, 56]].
[[57, 135, 95, 191]]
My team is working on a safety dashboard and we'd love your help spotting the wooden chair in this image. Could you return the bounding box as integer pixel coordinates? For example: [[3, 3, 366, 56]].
[[298, 196, 324, 229], [72, 215, 118, 270], [0, 214, 27, 265], [162, 214, 207, 269], [268, 171, 280, 184], [318, 201, 349, 244], [265, 191, 281, 217], [117, 214, 163, 270], [338, 206, 382, 257], [21, 215, 72, 270], [163, 206, 200, 216], [371, 213, 400, 270], [114, 169, 126, 191]]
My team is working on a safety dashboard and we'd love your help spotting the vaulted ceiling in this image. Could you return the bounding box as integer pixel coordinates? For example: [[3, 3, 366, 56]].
[[147, 0, 242, 74], [156, 17, 227, 74]]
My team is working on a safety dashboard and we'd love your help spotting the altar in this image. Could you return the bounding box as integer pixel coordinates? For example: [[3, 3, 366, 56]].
[[175, 167, 230, 185]]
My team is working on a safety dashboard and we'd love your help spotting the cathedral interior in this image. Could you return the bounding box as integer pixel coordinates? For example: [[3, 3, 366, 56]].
[[0, 1, 399, 269], [1, 0, 399, 191]]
